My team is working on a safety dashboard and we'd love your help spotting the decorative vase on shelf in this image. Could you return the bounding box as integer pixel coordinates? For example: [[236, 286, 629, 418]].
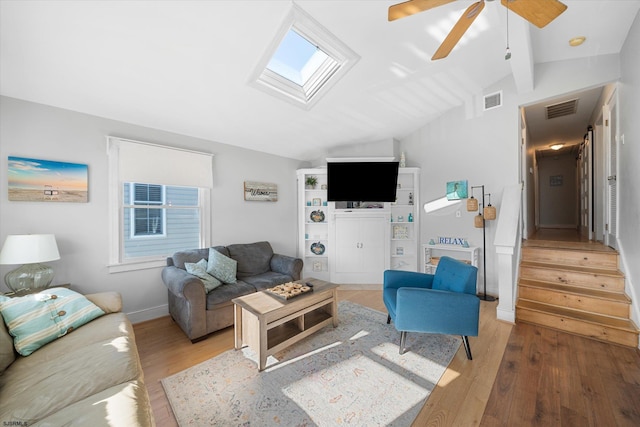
[[399, 152, 406, 168]]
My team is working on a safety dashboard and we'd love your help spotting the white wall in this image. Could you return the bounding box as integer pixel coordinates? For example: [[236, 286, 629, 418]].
[[400, 78, 520, 297], [0, 96, 302, 322], [618, 11, 640, 327]]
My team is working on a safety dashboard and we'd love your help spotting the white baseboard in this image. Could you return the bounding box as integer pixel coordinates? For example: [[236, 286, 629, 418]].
[[496, 307, 515, 324], [127, 304, 169, 324]]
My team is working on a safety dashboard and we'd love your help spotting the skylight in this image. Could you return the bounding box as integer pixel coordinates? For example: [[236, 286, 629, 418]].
[[250, 5, 359, 110], [266, 29, 329, 86]]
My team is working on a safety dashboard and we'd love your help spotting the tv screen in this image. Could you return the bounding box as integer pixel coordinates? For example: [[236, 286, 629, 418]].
[[327, 161, 399, 202]]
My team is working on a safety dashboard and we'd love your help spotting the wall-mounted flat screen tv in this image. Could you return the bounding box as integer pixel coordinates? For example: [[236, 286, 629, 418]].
[[327, 161, 399, 202]]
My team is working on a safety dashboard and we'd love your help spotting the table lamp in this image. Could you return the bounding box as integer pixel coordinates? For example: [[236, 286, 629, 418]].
[[0, 234, 60, 293]]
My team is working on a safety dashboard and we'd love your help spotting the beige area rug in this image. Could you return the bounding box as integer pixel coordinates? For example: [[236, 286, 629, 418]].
[[161, 301, 460, 426]]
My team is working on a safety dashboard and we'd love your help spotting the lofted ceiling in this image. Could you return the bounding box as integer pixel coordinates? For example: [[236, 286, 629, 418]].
[[1, 1, 639, 161]]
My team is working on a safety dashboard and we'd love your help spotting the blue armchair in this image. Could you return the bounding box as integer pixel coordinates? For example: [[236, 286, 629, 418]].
[[383, 256, 480, 359]]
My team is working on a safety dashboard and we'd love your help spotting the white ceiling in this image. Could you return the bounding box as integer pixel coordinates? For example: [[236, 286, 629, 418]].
[[1, 1, 639, 161]]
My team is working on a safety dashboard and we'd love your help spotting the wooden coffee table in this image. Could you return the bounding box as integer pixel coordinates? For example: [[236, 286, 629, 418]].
[[232, 278, 339, 371]]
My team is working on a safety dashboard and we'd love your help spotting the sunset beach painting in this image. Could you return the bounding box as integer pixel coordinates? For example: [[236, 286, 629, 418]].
[[8, 156, 88, 202]]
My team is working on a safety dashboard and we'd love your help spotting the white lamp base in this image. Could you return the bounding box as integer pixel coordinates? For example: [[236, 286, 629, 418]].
[[4, 263, 55, 293]]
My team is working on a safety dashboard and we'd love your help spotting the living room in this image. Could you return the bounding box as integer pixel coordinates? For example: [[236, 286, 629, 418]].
[[1, 1, 640, 425]]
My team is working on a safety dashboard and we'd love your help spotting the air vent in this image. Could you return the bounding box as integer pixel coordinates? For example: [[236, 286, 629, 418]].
[[483, 91, 502, 111], [546, 99, 578, 119]]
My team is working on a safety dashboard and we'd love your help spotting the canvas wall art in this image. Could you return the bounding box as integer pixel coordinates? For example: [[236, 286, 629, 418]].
[[8, 156, 88, 202], [446, 180, 468, 200]]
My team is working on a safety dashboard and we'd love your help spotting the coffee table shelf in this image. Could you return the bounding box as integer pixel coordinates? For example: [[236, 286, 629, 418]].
[[233, 278, 338, 370]]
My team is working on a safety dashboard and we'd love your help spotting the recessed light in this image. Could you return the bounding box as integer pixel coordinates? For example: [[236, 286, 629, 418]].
[[550, 144, 564, 150], [569, 36, 586, 47]]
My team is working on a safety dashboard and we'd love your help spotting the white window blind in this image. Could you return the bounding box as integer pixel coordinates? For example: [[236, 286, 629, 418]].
[[107, 137, 213, 188]]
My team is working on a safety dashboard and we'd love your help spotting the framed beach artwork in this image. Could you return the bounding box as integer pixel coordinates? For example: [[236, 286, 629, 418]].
[[8, 156, 88, 202]]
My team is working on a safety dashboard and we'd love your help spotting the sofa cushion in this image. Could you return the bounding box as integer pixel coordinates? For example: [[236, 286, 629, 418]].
[[185, 258, 222, 292], [170, 248, 211, 270], [207, 248, 237, 284], [241, 271, 296, 291], [0, 312, 143, 424], [0, 315, 15, 373], [227, 241, 274, 278], [0, 287, 105, 356], [206, 281, 256, 308]]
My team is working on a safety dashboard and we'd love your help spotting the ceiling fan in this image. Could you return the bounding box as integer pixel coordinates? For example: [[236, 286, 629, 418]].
[[388, 0, 568, 60]]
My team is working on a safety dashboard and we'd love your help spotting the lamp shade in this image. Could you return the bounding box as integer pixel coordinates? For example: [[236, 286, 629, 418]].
[[0, 234, 60, 265], [467, 197, 478, 212], [474, 213, 484, 228], [484, 204, 497, 220]]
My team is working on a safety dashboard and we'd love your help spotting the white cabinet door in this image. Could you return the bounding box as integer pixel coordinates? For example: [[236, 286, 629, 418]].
[[332, 215, 388, 283]]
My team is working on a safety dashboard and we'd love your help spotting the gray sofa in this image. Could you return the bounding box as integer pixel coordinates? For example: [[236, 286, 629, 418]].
[[161, 241, 303, 342]]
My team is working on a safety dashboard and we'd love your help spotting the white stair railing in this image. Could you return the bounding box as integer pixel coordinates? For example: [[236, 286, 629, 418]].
[[493, 184, 523, 323]]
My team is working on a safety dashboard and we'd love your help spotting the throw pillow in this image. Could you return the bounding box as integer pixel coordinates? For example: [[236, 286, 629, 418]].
[[185, 258, 222, 292], [0, 287, 106, 356], [207, 248, 237, 284]]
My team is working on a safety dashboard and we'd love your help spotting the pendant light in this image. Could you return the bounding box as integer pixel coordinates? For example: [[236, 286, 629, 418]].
[[484, 193, 496, 220], [467, 187, 478, 211], [474, 213, 484, 228]]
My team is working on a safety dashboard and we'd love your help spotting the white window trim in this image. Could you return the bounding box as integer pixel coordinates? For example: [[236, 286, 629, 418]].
[[249, 3, 359, 110], [107, 137, 212, 273]]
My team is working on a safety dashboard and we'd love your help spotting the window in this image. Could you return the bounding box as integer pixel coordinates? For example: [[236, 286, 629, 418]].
[[250, 4, 359, 109], [107, 137, 213, 272], [130, 184, 165, 237]]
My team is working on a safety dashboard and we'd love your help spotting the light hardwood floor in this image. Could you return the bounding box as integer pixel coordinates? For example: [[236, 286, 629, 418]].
[[133, 290, 512, 426]]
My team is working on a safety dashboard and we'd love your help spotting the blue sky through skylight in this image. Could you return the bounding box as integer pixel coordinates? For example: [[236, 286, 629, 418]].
[[267, 29, 328, 86]]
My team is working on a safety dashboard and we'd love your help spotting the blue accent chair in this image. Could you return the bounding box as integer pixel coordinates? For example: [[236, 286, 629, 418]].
[[383, 256, 480, 359]]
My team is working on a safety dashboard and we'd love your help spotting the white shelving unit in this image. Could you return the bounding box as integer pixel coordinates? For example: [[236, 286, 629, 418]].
[[390, 168, 420, 272], [297, 166, 420, 283], [422, 244, 479, 274], [297, 169, 329, 280]]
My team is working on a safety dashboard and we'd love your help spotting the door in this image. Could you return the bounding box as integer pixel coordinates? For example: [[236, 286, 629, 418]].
[[579, 129, 593, 240], [604, 92, 618, 249]]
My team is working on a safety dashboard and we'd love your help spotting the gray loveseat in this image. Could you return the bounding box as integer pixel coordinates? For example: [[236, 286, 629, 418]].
[[161, 241, 303, 342]]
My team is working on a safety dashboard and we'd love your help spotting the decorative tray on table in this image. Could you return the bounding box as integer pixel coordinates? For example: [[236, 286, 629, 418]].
[[265, 282, 312, 300]]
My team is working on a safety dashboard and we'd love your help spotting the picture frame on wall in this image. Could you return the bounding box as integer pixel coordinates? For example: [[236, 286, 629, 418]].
[[7, 156, 89, 203]]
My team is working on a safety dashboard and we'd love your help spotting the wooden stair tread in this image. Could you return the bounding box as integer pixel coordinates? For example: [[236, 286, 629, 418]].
[[520, 260, 623, 277], [518, 279, 631, 303], [517, 300, 639, 332], [522, 239, 616, 253]]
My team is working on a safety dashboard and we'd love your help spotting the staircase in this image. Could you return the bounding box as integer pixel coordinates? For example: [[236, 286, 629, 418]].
[[516, 239, 639, 348]]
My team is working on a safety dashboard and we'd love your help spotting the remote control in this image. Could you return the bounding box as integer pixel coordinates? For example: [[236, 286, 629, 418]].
[[305, 282, 314, 287]]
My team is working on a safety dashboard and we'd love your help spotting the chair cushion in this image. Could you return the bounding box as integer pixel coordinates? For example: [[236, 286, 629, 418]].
[[432, 256, 475, 294], [0, 288, 105, 356]]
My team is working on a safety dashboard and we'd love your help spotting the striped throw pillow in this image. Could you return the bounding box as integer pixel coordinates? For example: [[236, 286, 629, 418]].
[[0, 287, 105, 356]]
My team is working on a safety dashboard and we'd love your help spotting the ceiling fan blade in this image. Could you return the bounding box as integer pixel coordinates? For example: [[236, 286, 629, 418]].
[[388, 0, 457, 22], [431, 1, 485, 60], [501, 0, 567, 28]]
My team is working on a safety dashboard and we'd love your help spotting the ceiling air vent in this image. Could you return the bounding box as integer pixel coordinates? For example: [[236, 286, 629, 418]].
[[546, 99, 578, 119], [483, 91, 502, 111]]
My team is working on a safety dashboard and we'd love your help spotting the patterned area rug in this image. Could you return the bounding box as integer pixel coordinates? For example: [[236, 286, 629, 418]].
[[161, 301, 460, 426]]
